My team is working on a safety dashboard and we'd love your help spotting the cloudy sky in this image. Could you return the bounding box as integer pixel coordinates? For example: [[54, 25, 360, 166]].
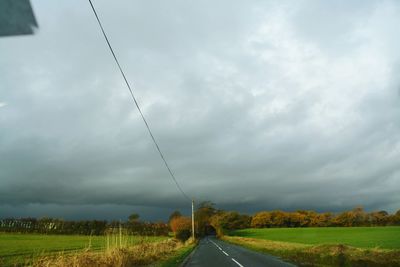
[[1, 0, 400, 221]]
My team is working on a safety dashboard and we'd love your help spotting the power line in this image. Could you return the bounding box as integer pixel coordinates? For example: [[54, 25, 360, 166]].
[[88, 0, 190, 201]]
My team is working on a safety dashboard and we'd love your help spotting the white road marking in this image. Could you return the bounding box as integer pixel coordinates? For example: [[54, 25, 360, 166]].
[[209, 239, 233, 258], [232, 258, 245, 267], [208, 239, 246, 267], [210, 240, 222, 250]]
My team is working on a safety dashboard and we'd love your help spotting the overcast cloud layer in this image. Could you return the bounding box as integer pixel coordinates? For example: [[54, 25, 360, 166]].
[[1, 0, 400, 220]]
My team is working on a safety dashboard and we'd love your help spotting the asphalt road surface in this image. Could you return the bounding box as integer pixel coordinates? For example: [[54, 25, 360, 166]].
[[184, 236, 296, 267]]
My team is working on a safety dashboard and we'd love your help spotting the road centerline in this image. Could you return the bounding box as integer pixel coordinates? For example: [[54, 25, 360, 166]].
[[232, 258, 245, 267], [186, 238, 294, 267], [209, 238, 232, 258]]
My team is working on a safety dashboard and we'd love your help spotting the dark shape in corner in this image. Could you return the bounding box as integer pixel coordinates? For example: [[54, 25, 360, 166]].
[[0, 0, 38, 37]]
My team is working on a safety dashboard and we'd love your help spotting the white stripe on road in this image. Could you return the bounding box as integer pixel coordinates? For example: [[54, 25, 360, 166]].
[[209, 238, 244, 266], [210, 239, 222, 250], [232, 258, 244, 267]]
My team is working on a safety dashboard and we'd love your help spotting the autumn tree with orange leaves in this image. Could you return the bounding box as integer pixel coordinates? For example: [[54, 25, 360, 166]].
[[169, 216, 191, 241]]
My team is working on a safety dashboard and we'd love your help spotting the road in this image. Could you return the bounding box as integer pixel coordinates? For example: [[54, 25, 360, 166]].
[[184, 236, 296, 267]]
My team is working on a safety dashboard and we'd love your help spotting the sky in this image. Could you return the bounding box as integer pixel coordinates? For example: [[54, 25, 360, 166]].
[[1, 0, 400, 221]]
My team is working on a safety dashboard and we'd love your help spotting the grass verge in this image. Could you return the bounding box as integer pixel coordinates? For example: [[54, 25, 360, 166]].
[[156, 242, 196, 267], [28, 238, 194, 267], [222, 236, 400, 267]]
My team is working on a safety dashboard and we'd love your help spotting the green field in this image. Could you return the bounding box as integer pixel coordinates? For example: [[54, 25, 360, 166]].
[[231, 226, 400, 249], [0, 233, 166, 266]]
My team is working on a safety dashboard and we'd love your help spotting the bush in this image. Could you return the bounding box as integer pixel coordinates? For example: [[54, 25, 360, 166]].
[[175, 229, 191, 242], [170, 216, 192, 242]]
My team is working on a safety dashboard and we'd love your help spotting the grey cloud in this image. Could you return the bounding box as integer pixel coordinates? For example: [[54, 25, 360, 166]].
[[1, 0, 400, 220]]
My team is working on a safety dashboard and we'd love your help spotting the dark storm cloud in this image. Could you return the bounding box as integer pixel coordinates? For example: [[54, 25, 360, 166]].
[[1, 0, 400, 220]]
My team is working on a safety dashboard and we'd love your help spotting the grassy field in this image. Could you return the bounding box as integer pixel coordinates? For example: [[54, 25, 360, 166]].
[[0, 233, 166, 266], [231, 226, 400, 249]]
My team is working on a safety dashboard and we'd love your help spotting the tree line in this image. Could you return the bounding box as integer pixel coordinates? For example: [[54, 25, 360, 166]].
[[0, 214, 169, 236], [249, 207, 400, 228], [3, 205, 400, 240], [167, 203, 400, 240], [212, 206, 400, 236]]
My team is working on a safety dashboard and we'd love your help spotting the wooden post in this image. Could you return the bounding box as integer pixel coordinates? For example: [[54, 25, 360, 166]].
[[192, 199, 195, 240]]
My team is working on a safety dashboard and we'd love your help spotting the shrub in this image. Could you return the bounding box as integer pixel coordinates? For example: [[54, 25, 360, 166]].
[[170, 216, 192, 242]]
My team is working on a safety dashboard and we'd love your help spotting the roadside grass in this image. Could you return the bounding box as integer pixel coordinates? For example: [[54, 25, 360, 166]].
[[31, 238, 193, 267], [225, 227, 400, 266], [0, 233, 166, 266], [231, 226, 400, 249], [156, 242, 196, 267], [223, 236, 400, 266]]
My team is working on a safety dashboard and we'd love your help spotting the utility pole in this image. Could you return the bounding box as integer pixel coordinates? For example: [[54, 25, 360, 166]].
[[119, 219, 122, 248], [191, 199, 195, 240]]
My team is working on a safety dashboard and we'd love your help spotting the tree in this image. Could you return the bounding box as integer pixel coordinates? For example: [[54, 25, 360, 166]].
[[251, 212, 272, 228], [311, 212, 333, 227], [194, 201, 217, 236], [170, 216, 191, 241], [287, 212, 306, 227], [211, 211, 251, 236], [128, 213, 140, 223], [270, 211, 287, 227], [352, 206, 367, 226], [332, 207, 368, 227], [369, 210, 389, 226], [391, 209, 400, 225], [168, 210, 182, 224]]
